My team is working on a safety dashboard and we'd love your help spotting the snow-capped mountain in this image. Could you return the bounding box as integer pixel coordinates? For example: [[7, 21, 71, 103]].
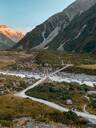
[[14, 0, 96, 52], [0, 25, 24, 42]]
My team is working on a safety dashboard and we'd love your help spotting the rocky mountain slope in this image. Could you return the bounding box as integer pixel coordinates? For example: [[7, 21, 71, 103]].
[[0, 25, 24, 42], [14, 0, 96, 52], [0, 33, 14, 50], [51, 3, 96, 53]]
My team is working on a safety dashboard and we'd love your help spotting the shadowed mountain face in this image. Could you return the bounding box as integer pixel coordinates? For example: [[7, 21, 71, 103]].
[[14, 0, 96, 53], [0, 33, 14, 50], [49, 4, 96, 53]]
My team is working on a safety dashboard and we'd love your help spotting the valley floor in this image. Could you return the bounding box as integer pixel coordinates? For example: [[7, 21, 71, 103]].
[[0, 50, 96, 127]]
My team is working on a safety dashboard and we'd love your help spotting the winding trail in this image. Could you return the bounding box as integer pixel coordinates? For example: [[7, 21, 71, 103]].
[[14, 64, 96, 124], [83, 91, 96, 114], [83, 95, 90, 113], [0, 64, 95, 124]]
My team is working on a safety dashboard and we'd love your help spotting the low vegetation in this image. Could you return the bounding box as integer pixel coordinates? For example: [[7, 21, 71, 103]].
[[0, 95, 87, 127], [0, 50, 96, 75], [0, 74, 36, 95], [87, 94, 96, 114], [0, 50, 96, 127], [26, 82, 94, 111]]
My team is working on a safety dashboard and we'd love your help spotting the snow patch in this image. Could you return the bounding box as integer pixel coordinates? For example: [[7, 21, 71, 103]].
[[74, 24, 87, 39], [42, 31, 46, 42], [41, 24, 46, 42], [57, 43, 64, 51], [57, 40, 70, 51], [33, 27, 60, 49]]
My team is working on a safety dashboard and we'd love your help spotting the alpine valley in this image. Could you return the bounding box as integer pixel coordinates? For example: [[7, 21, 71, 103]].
[[0, 0, 96, 128]]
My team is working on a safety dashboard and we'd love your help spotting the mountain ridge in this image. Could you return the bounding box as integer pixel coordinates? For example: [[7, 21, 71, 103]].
[[0, 25, 25, 50], [0, 25, 24, 42], [14, 0, 96, 53], [49, 3, 96, 53]]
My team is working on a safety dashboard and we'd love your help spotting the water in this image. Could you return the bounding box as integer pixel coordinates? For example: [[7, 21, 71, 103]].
[[0, 70, 96, 87]]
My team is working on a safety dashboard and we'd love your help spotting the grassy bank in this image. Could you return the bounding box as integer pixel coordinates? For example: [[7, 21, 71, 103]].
[[0, 50, 96, 75], [26, 82, 94, 111], [0, 95, 87, 127]]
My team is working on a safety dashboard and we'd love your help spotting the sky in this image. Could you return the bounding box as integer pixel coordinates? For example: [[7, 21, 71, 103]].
[[0, 0, 76, 32]]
